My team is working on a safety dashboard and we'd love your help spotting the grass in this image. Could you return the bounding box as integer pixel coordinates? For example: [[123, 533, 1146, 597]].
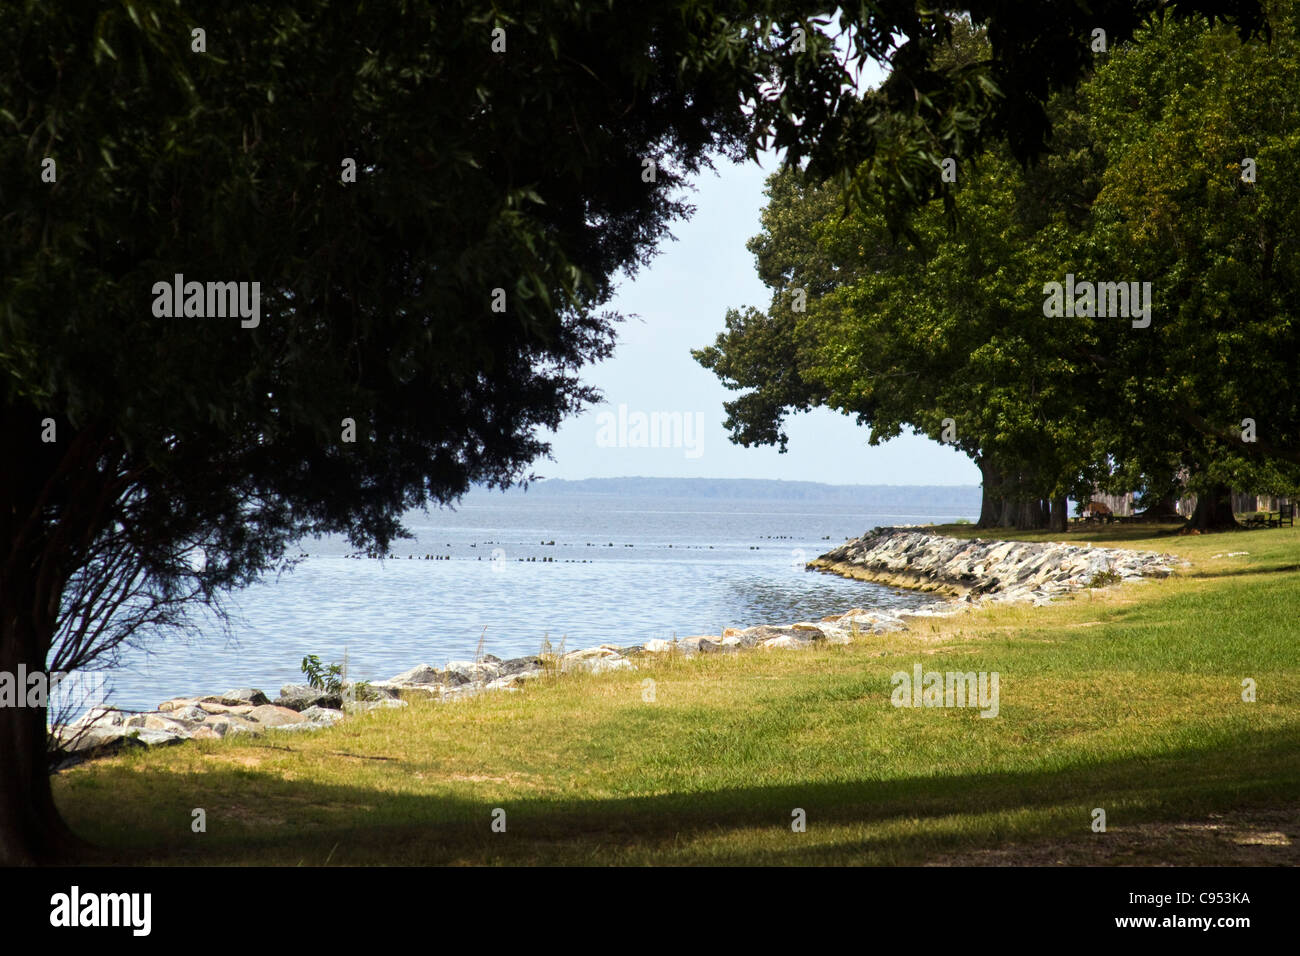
[[53, 522, 1300, 865]]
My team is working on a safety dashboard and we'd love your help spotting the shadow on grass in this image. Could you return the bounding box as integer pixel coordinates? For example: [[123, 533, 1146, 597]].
[[1185, 563, 1300, 580], [65, 724, 1300, 866]]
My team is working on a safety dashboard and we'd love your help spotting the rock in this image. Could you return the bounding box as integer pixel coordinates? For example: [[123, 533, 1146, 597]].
[[442, 660, 503, 686], [61, 725, 184, 752], [761, 635, 807, 650], [190, 726, 222, 741], [275, 684, 342, 711], [222, 715, 262, 736], [169, 704, 210, 723], [245, 704, 308, 727], [55, 725, 127, 753], [201, 715, 230, 736], [731, 625, 816, 647], [300, 706, 346, 725], [810, 528, 1180, 606], [499, 656, 543, 676], [560, 645, 633, 673], [158, 697, 200, 713], [130, 728, 185, 747], [386, 664, 442, 685], [70, 705, 124, 729], [343, 698, 409, 714], [375, 682, 441, 700], [643, 639, 675, 653], [698, 639, 738, 654], [125, 713, 190, 734], [218, 688, 270, 707], [348, 681, 400, 700], [197, 700, 255, 715], [562, 645, 619, 662]]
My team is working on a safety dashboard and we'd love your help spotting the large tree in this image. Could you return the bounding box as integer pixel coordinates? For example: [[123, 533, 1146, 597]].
[[698, 5, 1295, 533], [1082, 6, 1300, 528], [696, 25, 1111, 530]]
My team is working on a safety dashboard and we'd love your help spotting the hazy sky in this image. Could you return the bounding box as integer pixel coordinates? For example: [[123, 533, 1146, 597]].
[[539, 44, 978, 487], [538, 152, 980, 486]]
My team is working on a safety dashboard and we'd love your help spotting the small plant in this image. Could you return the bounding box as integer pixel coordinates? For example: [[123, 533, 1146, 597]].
[[1087, 568, 1122, 588], [301, 654, 345, 694], [347, 679, 379, 702], [539, 633, 561, 680]]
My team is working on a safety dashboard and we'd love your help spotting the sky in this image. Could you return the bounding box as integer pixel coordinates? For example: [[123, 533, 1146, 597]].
[[536, 34, 978, 487], [538, 152, 980, 486]]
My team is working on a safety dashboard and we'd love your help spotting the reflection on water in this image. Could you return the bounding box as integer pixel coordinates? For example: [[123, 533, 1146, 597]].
[[107, 493, 972, 711]]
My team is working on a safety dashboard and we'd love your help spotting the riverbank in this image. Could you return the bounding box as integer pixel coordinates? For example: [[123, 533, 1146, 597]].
[[52, 527, 1182, 760], [50, 522, 1300, 864]]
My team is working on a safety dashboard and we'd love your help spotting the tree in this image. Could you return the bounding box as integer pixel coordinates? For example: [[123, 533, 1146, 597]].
[[0, 0, 812, 865], [699, 5, 1295, 534], [1082, 6, 1300, 528], [696, 25, 1112, 530]]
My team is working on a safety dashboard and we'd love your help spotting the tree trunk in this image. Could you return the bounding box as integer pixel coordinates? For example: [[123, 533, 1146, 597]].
[[1136, 494, 1180, 519], [0, 612, 89, 865], [976, 459, 1002, 529], [1017, 498, 1049, 531], [1188, 482, 1240, 531], [1048, 495, 1069, 532]]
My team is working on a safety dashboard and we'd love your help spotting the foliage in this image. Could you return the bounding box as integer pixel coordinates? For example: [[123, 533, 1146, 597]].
[[300, 655, 344, 695]]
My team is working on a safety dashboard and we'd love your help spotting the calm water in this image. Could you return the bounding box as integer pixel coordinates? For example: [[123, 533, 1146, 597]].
[[102, 492, 975, 711]]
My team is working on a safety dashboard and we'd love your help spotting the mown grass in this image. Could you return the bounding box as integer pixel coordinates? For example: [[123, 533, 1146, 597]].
[[53, 523, 1300, 865]]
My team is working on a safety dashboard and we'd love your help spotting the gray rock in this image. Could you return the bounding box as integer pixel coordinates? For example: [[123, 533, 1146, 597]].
[[169, 704, 210, 723], [499, 656, 543, 676], [300, 706, 346, 725], [698, 639, 738, 654], [246, 704, 308, 727], [125, 713, 191, 734], [70, 705, 125, 729], [386, 664, 441, 685], [442, 660, 502, 685], [343, 698, 409, 714], [218, 688, 270, 707], [276, 683, 342, 711]]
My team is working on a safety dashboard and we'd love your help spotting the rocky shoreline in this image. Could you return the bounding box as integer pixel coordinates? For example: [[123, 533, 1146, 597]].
[[53, 527, 1184, 764], [808, 526, 1183, 601]]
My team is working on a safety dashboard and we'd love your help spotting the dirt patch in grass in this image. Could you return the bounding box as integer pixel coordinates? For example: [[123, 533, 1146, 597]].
[[202, 753, 266, 769], [929, 805, 1299, 866]]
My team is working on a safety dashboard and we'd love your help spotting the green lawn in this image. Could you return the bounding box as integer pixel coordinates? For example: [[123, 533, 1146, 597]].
[[54, 523, 1300, 865]]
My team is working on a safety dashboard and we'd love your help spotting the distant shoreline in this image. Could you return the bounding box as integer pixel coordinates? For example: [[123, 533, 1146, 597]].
[[474, 476, 982, 509]]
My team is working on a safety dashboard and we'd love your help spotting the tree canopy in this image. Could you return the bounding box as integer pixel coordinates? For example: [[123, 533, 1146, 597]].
[[696, 5, 1299, 530]]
